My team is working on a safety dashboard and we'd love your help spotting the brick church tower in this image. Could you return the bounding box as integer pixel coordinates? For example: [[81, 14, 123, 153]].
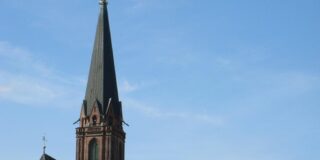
[[76, 1, 125, 160]]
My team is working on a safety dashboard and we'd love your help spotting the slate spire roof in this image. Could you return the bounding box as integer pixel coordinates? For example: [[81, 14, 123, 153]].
[[84, 0, 120, 116], [40, 154, 56, 160]]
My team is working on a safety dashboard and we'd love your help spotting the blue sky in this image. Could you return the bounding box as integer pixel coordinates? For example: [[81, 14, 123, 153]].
[[0, 0, 319, 159]]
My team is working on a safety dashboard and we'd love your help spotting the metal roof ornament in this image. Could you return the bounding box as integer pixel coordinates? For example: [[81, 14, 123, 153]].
[[99, 0, 107, 5], [42, 136, 47, 154]]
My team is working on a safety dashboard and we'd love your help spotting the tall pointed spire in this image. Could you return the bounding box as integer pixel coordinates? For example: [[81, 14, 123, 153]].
[[84, 0, 119, 115], [76, 2, 126, 160]]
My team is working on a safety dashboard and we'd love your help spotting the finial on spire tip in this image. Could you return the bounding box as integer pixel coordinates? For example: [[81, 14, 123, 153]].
[[99, 0, 108, 5]]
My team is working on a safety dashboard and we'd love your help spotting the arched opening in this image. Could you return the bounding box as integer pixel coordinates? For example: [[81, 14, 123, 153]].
[[89, 139, 99, 160], [92, 116, 97, 126]]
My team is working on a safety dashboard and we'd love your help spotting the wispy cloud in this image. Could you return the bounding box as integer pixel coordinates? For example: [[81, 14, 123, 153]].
[[127, 0, 188, 13], [129, 0, 160, 10], [261, 72, 320, 97], [0, 85, 11, 93], [0, 41, 85, 108], [130, 0, 148, 9], [125, 98, 225, 126], [0, 41, 51, 76], [119, 80, 139, 93], [207, 46, 320, 97], [118, 79, 158, 94]]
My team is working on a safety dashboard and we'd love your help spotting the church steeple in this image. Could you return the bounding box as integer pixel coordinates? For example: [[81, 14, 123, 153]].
[[84, 0, 119, 116], [40, 136, 56, 160], [76, 1, 125, 160]]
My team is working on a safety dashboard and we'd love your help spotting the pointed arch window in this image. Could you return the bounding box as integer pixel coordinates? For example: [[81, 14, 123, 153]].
[[92, 116, 97, 126], [89, 139, 99, 160]]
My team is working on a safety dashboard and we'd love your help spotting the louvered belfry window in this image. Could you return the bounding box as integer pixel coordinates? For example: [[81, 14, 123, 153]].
[[89, 139, 99, 160]]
